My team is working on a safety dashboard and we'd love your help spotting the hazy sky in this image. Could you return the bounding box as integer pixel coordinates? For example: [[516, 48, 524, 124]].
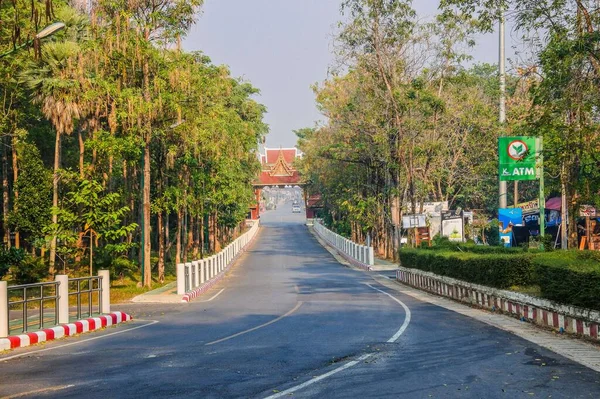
[[183, 0, 518, 148]]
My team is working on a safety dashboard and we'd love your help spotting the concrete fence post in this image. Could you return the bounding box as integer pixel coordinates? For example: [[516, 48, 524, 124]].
[[0, 281, 8, 338], [186, 263, 193, 292], [368, 247, 375, 266], [200, 260, 205, 284], [98, 270, 110, 315], [177, 263, 185, 295], [193, 261, 199, 288], [55, 275, 69, 324]]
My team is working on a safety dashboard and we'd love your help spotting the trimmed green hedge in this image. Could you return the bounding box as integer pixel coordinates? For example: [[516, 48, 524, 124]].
[[400, 247, 600, 310], [532, 251, 600, 310], [399, 249, 534, 289]]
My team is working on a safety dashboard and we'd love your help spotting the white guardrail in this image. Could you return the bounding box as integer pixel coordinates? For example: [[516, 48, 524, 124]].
[[314, 220, 374, 267], [177, 220, 260, 296]]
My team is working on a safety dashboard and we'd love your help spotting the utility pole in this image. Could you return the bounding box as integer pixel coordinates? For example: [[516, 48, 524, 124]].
[[499, 11, 507, 209]]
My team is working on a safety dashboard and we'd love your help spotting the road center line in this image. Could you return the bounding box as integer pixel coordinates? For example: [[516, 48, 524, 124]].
[[264, 284, 411, 399], [199, 288, 225, 302], [205, 301, 303, 346], [0, 320, 159, 363]]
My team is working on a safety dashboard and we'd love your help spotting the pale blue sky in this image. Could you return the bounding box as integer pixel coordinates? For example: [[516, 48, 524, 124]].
[[183, 0, 519, 148]]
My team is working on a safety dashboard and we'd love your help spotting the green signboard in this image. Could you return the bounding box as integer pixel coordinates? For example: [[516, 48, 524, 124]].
[[498, 136, 538, 181]]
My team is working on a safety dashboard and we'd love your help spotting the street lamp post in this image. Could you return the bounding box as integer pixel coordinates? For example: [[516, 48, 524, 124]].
[[0, 22, 66, 58]]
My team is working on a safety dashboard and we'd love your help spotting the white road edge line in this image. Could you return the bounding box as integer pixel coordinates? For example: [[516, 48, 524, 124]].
[[3, 384, 76, 399], [200, 288, 225, 302], [366, 284, 411, 343], [0, 320, 159, 363], [264, 284, 411, 399]]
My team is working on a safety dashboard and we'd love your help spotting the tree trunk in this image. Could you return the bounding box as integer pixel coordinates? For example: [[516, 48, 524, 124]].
[[182, 206, 189, 262], [141, 27, 152, 288], [175, 207, 182, 266], [199, 212, 204, 258], [142, 137, 152, 287], [78, 128, 85, 179], [49, 131, 61, 276], [192, 216, 199, 259], [157, 210, 165, 283], [11, 137, 19, 249], [2, 134, 10, 248]]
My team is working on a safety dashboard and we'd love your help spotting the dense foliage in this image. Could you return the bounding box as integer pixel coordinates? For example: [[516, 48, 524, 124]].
[[298, 0, 600, 257], [0, 1, 267, 285]]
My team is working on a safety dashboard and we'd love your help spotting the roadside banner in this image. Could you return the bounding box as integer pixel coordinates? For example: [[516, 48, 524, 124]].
[[498, 208, 523, 247]]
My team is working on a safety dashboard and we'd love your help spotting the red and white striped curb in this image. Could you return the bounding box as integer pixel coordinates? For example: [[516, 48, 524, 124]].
[[0, 311, 133, 351], [313, 227, 372, 271], [181, 269, 227, 303], [181, 229, 259, 303], [396, 267, 600, 341]]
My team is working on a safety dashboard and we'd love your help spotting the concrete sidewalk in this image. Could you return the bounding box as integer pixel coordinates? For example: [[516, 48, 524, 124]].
[[370, 256, 397, 271], [130, 281, 182, 303]]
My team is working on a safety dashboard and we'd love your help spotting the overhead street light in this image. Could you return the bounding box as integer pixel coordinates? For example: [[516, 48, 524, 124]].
[[35, 22, 66, 40], [0, 22, 66, 58]]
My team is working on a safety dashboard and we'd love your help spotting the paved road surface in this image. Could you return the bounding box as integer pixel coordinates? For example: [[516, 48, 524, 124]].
[[1, 203, 599, 398]]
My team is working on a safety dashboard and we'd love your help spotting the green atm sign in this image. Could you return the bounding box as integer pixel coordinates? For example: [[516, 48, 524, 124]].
[[498, 136, 538, 181]]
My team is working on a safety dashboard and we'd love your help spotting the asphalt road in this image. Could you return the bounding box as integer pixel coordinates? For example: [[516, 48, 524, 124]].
[[1, 203, 599, 398]]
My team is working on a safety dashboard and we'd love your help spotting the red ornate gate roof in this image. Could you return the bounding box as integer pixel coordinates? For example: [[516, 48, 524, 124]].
[[256, 147, 302, 187]]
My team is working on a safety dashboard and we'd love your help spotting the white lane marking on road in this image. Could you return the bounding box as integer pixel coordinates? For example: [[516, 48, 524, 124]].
[[366, 284, 411, 343], [199, 288, 225, 302], [3, 384, 75, 398], [0, 320, 159, 363], [264, 285, 411, 399], [205, 302, 304, 346], [267, 354, 373, 399]]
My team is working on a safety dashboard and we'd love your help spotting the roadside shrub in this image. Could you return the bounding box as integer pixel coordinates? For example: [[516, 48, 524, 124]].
[[484, 219, 501, 246], [0, 247, 25, 280], [399, 249, 534, 289], [424, 242, 531, 254], [532, 251, 600, 310], [11, 256, 47, 284], [401, 247, 600, 311]]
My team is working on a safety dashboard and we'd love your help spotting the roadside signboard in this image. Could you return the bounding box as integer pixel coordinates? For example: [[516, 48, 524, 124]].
[[580, 205, 597, 217], [509, 199, 539, 215], [402, 214, 427, 229], [441, 210, 464, 242], [498, 137, 538, 181]]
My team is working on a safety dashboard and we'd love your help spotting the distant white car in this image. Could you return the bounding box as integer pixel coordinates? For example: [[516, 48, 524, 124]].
[[292, 206, 301, 213]]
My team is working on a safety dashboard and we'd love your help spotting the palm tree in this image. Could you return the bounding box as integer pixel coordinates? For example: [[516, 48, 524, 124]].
[[22, 41, 82, 275]]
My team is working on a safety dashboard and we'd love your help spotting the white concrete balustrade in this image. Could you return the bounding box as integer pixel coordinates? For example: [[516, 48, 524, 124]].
[[177, 220, 260, 295], [313, 220, 374, 266]]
